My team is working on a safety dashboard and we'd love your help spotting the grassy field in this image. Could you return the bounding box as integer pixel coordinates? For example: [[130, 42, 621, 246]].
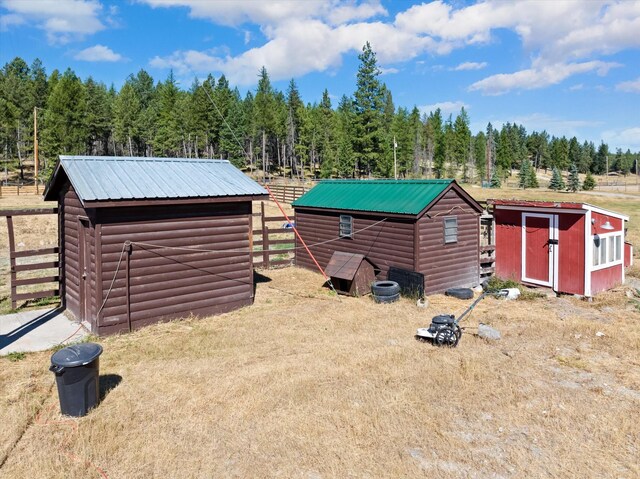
[[0, 187, 639, 478]]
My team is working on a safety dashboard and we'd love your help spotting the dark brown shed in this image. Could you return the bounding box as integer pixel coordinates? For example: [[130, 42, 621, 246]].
[[292, 180, 484, 295], [44, 156, 267, 335]]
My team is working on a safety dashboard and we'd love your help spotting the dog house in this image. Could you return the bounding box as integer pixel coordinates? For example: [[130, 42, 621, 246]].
[[324, 251, 376, 296], [292, 180, 484, 295], [491, 200, 630, 296], [44, 156, 267, 335]]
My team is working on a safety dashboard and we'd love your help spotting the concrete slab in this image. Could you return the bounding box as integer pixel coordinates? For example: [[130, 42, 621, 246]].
[[0, 308, 88, 356]]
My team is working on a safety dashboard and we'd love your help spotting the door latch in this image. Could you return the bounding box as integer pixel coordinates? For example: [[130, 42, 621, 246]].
[[548, 239, 559, 245]]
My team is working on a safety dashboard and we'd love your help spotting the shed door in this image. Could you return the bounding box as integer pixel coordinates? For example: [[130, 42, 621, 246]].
[[521, 213, 558, 288], [78, 218, 93, 328]]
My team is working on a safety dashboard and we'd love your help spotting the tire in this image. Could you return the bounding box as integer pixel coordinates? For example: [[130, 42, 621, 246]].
[[372, 292, 400, 304], [435, 326, 460, 347], [445, 287, 474, 300], [371, 281, 400, 297]]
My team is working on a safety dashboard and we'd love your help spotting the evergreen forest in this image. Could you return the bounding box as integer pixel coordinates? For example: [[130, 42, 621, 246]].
[[1, 43, 638, 184]]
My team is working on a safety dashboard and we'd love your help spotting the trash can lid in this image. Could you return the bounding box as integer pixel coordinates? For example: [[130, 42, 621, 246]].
[[51, 343, 103, 367]]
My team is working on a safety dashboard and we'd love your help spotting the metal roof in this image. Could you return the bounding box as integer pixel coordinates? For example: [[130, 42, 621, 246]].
[[292, 179, 455, 215], [45, 156, 267, 202]]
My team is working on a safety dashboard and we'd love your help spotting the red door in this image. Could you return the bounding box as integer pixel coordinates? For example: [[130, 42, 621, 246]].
[[522, 214, 556, 287]]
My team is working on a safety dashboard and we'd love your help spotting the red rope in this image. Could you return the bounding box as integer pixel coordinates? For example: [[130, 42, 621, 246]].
[[264, 186, 329, 281]]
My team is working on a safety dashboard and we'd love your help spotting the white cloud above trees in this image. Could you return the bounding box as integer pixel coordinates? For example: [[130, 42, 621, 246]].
[[143, 0, 639, 90], [74, 45, 125, 62], [0, 0, 105, 44]]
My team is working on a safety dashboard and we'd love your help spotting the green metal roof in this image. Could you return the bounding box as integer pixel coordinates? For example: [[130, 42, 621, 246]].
[[292, 179, 455, 215]]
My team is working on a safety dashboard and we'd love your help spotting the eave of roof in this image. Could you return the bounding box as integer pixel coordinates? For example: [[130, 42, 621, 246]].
[[489, 199, 629, 221]]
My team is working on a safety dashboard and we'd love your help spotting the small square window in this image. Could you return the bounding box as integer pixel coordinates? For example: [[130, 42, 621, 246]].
[[444, 217, 458, 244], [339, 215, 353, 238]]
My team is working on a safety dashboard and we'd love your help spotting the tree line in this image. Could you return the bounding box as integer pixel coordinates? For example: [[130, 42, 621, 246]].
[[1, 43, 638, 184]]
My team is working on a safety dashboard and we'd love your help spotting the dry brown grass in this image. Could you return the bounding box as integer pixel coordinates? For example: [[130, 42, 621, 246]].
[[0, 191, 639, 478], [1, 267, 639, 478]]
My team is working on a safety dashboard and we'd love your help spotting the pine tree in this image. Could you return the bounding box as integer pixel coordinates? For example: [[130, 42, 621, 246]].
[[113, 81, 141, 155], [352, 42, 385, 177], [41, 68, 87, 171], [518, 158, 530, 188], [490, 168, 501, 188], [452, 107, 471, 178], [567, 163, 580, 192], [84, 77, 112, 155], [153, 71, 181, 156], [582, 171, 596, 190], [335, 95, 355, 177], [548, 167, 565, 190], [527, 161, 539, 188], [425, 109, 444, 178], [254, 66, 276, 176]]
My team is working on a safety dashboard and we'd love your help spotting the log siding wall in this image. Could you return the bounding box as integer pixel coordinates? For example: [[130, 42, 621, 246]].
[[96, 202, 253, 335], [58, 179, 255, 335], [59, 185, 96, 320], [295, 209, 415, 278], [416, 189, 480, 295]]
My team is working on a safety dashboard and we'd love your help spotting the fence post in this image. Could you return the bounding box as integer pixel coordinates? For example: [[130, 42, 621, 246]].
[[261, 201, 269, 268], [7, 215, 16, 309]]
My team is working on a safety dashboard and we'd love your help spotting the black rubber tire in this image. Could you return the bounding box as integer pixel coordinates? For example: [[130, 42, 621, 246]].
[[445, 287, 474, 300], [372, 292, 400, 304], [371, 281, 400, 297], [435, 326, 460, 347]]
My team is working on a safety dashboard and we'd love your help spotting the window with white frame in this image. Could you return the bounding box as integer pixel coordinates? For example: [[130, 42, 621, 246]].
[[339, 215, 353, 238], [593, 232, 623, 268], [444, 216, 458, 244]]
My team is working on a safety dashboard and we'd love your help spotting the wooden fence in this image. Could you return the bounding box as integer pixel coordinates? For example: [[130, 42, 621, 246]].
[[252, 202, 296, 269], [1, 208, 59, 309], [262, 184, 309, 204], [0, 184, 41, 196]]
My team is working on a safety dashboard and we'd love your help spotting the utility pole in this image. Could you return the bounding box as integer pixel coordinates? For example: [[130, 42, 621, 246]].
[[393, 136, 398, 180], [605, 155, 608, 186], [33, 106, 39, 194]]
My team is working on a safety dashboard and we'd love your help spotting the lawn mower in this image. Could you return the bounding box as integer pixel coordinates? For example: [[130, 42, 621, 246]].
[[416, 290, 509, 347]]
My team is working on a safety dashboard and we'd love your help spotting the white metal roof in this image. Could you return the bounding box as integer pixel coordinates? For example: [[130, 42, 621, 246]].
[[45, 156, 267, 202]]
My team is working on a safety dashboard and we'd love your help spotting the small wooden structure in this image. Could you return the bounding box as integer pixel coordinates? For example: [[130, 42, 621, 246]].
[[44, 156, 267, 335], [324, 252, 376, 296], [491, 200, 630, 296], [292, 180, 484, 295]]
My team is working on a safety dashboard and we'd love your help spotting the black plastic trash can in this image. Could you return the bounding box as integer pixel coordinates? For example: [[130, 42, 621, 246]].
[[50, 343, 103, 417]]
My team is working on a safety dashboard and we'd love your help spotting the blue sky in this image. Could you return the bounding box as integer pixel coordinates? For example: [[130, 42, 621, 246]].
[[1, 0, 639, 151]]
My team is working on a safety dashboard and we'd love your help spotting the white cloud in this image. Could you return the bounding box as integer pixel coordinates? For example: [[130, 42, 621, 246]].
[[469, 61, 620, 95], [327, 1, 387, 25], [616, 77, 640, 93], [1, 0, 105, 44], [140, 0, 326, 26], [568, 83, 584, 91], [144, 0, 640, 90], [0, 12, 24, 30], [379, 67, 399, 75], [419, 101, 469, 117], [601, 127, 640, 151], [453, 61, 487, 71], [74, 45, 125, 62]]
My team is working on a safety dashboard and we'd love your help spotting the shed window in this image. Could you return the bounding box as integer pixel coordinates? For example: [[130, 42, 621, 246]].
[[339, 215, 353, 238], [593, 233, 623, 269], [444, 217, 458, 244]]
